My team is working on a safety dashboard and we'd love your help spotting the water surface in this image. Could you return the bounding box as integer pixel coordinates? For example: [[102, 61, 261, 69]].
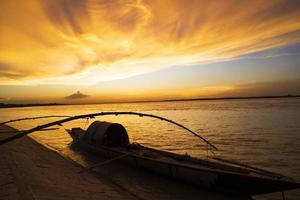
[[1, 98, 299, 199]]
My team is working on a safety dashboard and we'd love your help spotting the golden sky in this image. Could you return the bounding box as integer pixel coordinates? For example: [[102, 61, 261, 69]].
[[1, 0, 300, 102]]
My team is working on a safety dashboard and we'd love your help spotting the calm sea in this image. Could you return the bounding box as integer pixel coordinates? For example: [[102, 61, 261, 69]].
[[1, 98, 300, 200]]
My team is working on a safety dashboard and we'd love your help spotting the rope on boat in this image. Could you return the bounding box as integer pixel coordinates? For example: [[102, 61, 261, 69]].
[[78, 152, 132, 173], [0, 111, 218, 151], [282, 191, 285, 200], [0, 115, 72, 125]]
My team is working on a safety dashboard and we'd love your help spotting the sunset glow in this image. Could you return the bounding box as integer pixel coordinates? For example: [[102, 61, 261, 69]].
[[1, 0, 300, 103]]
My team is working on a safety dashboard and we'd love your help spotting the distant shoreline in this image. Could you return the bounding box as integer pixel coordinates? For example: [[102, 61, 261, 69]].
[[0, 103, 66, 109], [0, 95, 299, 109], [162, 94, 300, 103]]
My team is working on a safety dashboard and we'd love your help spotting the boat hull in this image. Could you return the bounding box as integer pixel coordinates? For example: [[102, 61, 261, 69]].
[[68, 129, 300, 196]]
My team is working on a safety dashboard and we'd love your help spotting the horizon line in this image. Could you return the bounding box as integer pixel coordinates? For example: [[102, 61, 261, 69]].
[[1, 94, 299, 109]]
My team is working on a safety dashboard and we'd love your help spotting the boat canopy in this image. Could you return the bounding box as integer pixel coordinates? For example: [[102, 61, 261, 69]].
[[83, 121, 129, 147]]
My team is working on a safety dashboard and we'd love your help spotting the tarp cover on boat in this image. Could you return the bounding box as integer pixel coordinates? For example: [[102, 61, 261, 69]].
[[83, 121, 129, 147]]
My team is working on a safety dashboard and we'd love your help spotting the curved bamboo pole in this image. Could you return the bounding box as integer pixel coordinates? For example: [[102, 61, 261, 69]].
[[0, 112, 218, 150]]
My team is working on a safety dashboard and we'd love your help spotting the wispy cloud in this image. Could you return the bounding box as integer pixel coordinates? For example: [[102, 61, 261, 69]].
[[1, 0, 300, 85]]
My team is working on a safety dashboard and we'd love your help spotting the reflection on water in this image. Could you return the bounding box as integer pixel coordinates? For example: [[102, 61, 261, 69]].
[[1, 98, 300, 200]]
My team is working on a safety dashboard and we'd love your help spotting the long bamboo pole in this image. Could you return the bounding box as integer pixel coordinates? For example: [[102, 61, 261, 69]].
[[0, 111, 218, 150]]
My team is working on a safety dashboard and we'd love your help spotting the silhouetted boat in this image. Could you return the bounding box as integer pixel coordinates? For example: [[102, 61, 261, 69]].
[[66, 121, 300, 197]]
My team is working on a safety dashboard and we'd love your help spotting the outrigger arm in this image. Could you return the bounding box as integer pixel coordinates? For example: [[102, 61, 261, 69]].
[[0, 111, 218, 151]]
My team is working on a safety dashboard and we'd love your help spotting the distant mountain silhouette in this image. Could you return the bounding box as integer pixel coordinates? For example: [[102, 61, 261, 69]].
[[65, 91, 88, 99]]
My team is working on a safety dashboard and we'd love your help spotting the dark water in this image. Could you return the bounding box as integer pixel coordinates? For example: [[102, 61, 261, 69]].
[[1, 98, 300, 199]]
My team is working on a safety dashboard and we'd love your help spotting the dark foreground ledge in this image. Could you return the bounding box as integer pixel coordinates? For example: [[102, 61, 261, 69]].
[[0, 124, 136, 200]]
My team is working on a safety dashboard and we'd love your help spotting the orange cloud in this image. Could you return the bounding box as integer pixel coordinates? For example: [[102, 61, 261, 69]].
[[1, 0, 300, 85]]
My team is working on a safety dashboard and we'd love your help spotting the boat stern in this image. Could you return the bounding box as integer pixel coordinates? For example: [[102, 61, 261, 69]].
[[217, 172, 300, 196]]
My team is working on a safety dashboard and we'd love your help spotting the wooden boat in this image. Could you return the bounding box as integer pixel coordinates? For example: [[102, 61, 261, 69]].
[[66, 121, 300, 197]]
